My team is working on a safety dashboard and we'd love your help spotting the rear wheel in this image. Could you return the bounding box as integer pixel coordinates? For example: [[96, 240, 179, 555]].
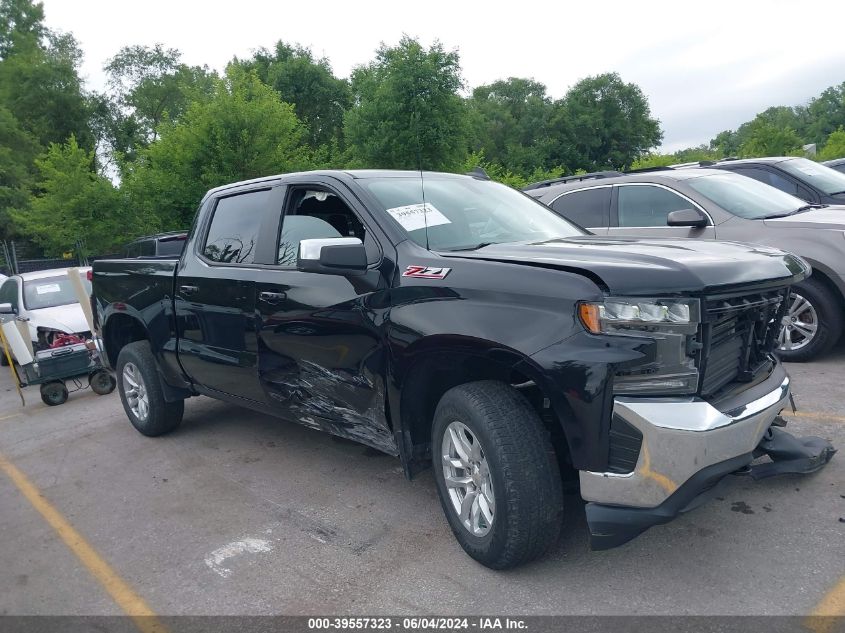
[[432, 381, 563, 569], [777, 278, 843, 362], [116, 341, 183, 436], [89, 369, 116, 395]]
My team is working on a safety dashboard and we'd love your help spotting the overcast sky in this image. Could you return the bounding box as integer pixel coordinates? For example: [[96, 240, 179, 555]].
[[40, 0, 845, 153]]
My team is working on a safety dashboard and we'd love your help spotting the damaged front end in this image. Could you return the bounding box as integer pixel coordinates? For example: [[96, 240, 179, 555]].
[[744, 423, 836, 480], [582, 363, 836, 551]]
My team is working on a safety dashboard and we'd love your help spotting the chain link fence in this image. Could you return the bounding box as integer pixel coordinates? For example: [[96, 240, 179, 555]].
[[0, 240, 94, 276]]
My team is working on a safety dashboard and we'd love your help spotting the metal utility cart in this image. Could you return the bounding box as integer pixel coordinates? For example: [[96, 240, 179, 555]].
[[17, 341, 116, 406], [0, 266, 116, 406]]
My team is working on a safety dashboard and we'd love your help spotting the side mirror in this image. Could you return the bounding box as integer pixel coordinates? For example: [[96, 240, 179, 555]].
[[667, 208, 709, 228], [297, 238, 367, 276], [0, 303, 14, 315]]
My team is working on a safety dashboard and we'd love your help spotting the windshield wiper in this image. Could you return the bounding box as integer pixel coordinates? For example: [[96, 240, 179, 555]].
[[762, 204, 823, 219], [447, 242, 496, 252]]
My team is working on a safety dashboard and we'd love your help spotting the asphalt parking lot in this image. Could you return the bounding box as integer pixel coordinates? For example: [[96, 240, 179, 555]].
[[0, 347, 842, 619]]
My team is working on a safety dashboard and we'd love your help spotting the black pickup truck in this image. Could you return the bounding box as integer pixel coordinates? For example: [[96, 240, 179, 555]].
[[93, 170, 834, 568]]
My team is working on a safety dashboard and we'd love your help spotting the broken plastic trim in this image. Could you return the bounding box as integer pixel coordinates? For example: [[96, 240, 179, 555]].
[[584, 425, 836, 550], [743, 426, 837, 480]]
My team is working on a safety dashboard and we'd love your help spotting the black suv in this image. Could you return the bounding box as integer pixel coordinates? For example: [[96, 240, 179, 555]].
[[122, 231, 188, 258], [702, 157, 845, 205], [823, 157, 845, 174]]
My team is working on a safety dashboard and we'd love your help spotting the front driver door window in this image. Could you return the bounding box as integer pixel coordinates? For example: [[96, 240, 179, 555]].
[[610, 184, 715, 239]]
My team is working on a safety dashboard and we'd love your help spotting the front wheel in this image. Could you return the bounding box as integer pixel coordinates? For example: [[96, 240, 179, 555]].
[[777, 278, 843, 362], [432, 381, 563, 569], [116, 341, 184, 436], [40, 381, 68, 406]]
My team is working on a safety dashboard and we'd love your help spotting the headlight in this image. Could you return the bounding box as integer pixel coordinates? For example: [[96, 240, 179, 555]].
[[579, 298, 701, 395]]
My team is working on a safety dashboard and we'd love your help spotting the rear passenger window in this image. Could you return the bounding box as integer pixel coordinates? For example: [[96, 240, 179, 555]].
[[551, 188, 611, 228], [203, 190, 272, 264], [617, 185, 692, 227], [137, 240, 156, 257]]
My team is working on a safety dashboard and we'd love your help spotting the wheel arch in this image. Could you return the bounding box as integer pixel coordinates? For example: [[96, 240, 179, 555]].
[[799, 261, 845, 312], [102, 313, 148, 368], [101, 312, 193, 402], [391, 335, 573, 479]]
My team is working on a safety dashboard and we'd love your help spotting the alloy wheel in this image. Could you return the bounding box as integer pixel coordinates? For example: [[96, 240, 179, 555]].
[[122, 362, 149, 421], [778, 292, 818, 352], [441, 421, 495, 537]]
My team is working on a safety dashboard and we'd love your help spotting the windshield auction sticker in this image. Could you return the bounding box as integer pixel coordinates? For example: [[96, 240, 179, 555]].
[[35, 283, 62, 294], [386, 203, 451, 232]]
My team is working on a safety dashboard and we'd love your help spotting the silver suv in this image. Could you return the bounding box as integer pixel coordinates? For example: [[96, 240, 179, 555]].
[[525, 168, 845, 361]]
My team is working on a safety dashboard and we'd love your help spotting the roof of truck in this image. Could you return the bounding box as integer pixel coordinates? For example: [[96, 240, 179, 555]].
[[202, 170, 470, 200]]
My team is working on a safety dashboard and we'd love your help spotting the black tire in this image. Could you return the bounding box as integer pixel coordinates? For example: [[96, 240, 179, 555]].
[[40, 381, 68, 406], [776, 278, 843, 362], [89, 369, 117, 395], [116, 341, 184, 436], [431, 380, 563, 569]]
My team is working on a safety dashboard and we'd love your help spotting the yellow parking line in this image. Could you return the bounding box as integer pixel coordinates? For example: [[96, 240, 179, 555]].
[[0, 412, 21, 421], [791, 411, 845, 424], [806, 575, 845, 633], [0, 451, 166, 633]]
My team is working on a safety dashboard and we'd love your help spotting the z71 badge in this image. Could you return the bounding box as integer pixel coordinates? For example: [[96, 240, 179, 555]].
[[403, 265, 451, 280]]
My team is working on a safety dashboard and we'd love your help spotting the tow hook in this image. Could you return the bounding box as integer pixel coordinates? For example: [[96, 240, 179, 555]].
[[741, 426, 836, 480]]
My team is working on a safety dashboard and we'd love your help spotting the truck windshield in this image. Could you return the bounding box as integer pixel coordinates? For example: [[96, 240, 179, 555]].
[[778, 158, 845, 195], [687, 172, 808, 219], [360, 176, 585, 251], [23, 275, 92, 310]]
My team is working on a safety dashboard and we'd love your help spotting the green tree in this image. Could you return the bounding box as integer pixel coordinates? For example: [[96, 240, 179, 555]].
[[0, 105, 38, 238], [123, 68, 310, 230], [0, 19, 93, 151], [12, 136, 125, 255], [232, 41, 350, 150], [344, 36, 469, 171], [468, 77, 555, 174], [0, 0, 44, 58], [806, 83, 845, 144], [713, 106, 809, 158], [818, 127, 845, 161], [738, 119, 803, 157], [104, 44, 216, 158], [629, 153, 674, 170], [558, 72, 662, 171]]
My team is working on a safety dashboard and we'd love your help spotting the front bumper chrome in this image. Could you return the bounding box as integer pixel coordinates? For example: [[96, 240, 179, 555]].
[[580, 365, 791, 508]]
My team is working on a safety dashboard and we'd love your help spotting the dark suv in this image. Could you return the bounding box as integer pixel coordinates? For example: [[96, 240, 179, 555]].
[[702, 157, 845, 205], [524, 168, 845, 361], [823, 158, 845, 174], [122, 231, 188, 258]]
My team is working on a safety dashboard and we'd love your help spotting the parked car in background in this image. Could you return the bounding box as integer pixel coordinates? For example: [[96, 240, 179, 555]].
[[0, 268, 92, 358], [122, 231, 188, 258], [525, 168, 845, 361], [697, 157, 845, 205], [822, 157, 845, 174]]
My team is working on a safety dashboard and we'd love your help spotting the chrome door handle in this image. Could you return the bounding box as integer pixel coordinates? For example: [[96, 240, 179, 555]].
[[179, 285, 199, 296]]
